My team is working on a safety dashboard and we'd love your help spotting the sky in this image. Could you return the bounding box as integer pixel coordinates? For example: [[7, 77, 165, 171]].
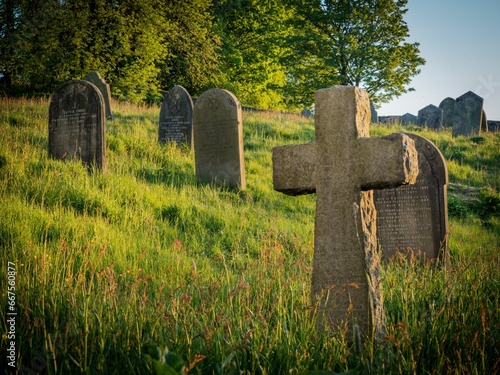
[[378, 0, 500, 120]]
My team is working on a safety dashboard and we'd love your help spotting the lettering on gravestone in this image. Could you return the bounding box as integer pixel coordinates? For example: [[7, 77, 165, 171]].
[[374, 134, 449, 263], [193, 88, 246, 189], [158, 85, 194, 148], [49, 80, 106, 170]]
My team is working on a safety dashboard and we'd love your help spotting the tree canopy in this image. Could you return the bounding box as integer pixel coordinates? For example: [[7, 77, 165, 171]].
[[0, 0, 425, 109]]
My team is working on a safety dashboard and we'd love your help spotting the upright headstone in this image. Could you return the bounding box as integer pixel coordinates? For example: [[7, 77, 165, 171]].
[[272, 86, 419, 340], [86, 71, 113, 119], [481, 110, 488, 132], [158, 85, 194, 148], [374, 134, 448, 262], [49, 80, 106, 169], [439, 97, 457, 127], [487, 120, 500, 132], [193, 88, 246, 189], [401, 113, 418, 125], [453, 91, 484, 136], [417, 104, 443, 129], [370, 100, 378, 123]]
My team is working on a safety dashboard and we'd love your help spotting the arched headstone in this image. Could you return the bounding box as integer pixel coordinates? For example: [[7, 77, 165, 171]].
[[49, 80, 106, 170]]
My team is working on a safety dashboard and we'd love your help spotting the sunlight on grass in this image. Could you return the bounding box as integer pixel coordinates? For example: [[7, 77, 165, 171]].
[[0, 98, 498, 374]]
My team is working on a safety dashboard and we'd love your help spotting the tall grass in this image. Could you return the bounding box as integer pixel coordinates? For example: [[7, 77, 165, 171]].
[[0, 98, 498, 374]]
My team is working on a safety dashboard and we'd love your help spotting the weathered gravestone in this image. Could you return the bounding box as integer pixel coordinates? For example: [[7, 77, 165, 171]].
[[272, 86, 419, 340], [49, 80, 106, 170], [370, 100, 378, 123], [452, 91, 484, 136], [86, 71, 113, 119], [158, 85, 194, 148], [374, 134, 449, 262], [481, 110, 488, 132], [488, 120, 500, 132], [193, 88, 246, 189], [401, 113, 418, 125], [417, 104, 443, 129], [439, 97, 457, 127]]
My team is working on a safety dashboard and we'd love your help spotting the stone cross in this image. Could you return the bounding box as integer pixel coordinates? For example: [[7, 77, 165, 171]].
[[272, 86, 419, 340]]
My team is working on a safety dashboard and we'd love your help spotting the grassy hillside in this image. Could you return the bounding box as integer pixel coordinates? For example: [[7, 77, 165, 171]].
[[0, 97, 498, 374]]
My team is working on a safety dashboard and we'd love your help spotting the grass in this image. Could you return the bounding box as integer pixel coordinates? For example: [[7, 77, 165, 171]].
[[0, 97, 498, 374]]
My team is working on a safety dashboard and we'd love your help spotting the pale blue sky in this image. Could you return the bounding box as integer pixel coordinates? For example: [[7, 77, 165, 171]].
[[378, 0, 500, 120]]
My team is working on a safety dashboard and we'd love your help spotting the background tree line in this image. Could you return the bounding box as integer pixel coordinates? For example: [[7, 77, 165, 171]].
[[0, 0, 424, 110]]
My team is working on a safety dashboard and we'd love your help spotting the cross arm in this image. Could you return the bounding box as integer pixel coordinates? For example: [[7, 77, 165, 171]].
[[272, 143, 317, 195], [358, 133, 419, 191]]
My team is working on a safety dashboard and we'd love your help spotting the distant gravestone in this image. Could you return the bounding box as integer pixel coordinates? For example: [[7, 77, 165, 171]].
[[481, 110, 488, 132], [49, 80, 106, 169], [370, 101, 378, 123], [158, 85, 194, 148], [86, 71, 113, 119], [272, 86, 419, 340], [401, 113, 418, 125], [417, 104, 443, 129], [374, 134, 449, 262], [488, 120, 500, 132], [301, 109, 313, 118], [193, 88, 246, 189], [453, 91, 484, 136], [439, 97, 457, 127]]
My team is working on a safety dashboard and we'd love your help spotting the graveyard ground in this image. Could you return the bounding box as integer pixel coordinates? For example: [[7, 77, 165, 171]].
[[0, 97, 498, 374]]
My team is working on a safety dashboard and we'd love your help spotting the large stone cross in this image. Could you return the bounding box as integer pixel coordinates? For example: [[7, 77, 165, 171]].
[[272, 86, 419, 340]]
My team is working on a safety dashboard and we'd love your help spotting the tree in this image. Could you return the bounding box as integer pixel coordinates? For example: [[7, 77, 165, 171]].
[[157, 0, 221, 97], [214, 0, 295, 110], [286, 0, 425, 107]]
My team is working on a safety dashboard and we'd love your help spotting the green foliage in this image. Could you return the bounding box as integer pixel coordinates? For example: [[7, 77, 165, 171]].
[[1, 0, 426, 109], [213, 0, 295, 110], [286, 0, 425, 107], [143, 343, 188, 375], [0, 98, 498, 374]]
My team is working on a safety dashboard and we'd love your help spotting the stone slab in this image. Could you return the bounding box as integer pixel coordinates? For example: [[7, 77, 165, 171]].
[[374, 134, 448, 262], [193, 88, 246, 189], [49, 80, 106, 170], [158, 85, 194, 148]]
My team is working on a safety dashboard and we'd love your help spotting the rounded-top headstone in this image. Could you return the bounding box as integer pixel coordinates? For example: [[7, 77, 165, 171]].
[[193, 88, 245, 189], [49, 80, 106, 170], [439, 97, 457, 127], [86, 71, 113, 119], [158, 85, 194, 148], [417, 104, 443, 129], [374, 133, 448, 262]]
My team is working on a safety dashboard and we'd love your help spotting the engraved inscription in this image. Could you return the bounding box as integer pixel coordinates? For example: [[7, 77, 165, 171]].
[[376, 179, 434, 252], [48, 80, 105, 169], [158, 86, 193, 147]]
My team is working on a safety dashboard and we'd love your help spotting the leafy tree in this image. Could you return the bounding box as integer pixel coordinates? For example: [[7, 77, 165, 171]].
[[286, 0, 425, 108], [214, 0, 295, 110], [158, 0, 221, 97]]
